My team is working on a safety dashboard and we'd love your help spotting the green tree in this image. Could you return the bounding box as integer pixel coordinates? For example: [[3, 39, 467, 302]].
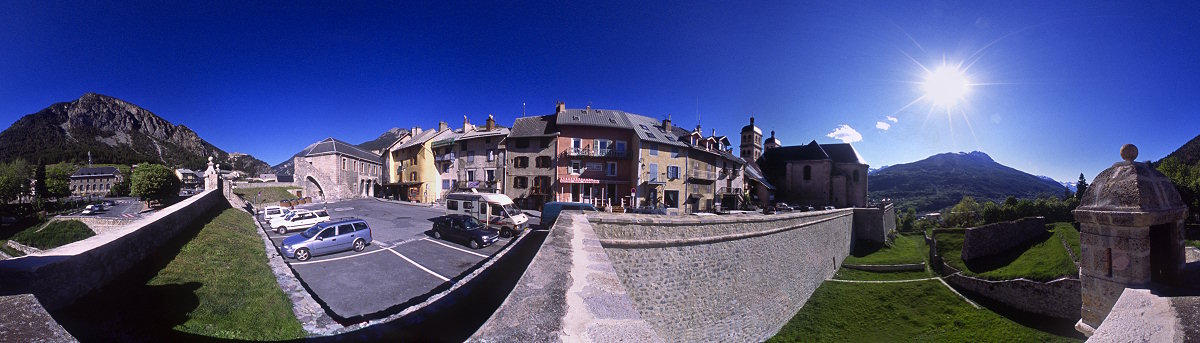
[[44, 162, 77, 199], [110, 177, 131, 197], [1075, 173, 1089, 200], [945, 196, 981, 228], [131, 163, 181, 205], [0, 159, 30, 203]]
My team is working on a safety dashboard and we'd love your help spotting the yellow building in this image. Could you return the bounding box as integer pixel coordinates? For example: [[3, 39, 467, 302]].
[[383, 126, 450, 203]]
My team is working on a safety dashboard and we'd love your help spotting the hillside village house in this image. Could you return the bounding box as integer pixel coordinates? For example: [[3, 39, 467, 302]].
[[292, 137, 383, 202], [505, 114, 558, 210], [174, 168, 203, 190], [383, 126, 446, 203], [758, 133, 868, 208], [455, 115, 509, 194], [554, 104, 635, 209], [672, 125, 746, 212], [428, 122, 459, 199], [70, 166, 122, 197]]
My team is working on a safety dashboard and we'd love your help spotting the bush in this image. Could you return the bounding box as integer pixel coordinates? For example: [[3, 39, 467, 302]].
[[131, 163, 181, 204], [12, 220, 95, 249]]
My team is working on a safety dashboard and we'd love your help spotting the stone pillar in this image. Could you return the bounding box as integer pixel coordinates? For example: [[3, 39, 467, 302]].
[[1072, 144, 1188, 336], [204, 156, 221, 191]]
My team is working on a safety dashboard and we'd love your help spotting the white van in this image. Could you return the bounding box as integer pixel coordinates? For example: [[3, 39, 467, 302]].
[[445, 192, 529, 238]]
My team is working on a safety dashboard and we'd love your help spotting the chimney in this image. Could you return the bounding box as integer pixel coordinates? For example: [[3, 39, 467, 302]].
[[412, 126, 422, 135], [486, 114, 496, 131], [463, 115, 474, 132], [555, 101, 566, 114], [663, 114, 673, 132], [711, 128, 716, 137], [438, 121, 448, 131], [586, 104, 591, 112]]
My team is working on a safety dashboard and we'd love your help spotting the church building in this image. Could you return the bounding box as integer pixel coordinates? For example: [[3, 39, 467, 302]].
[[754, 128, 868, 208]]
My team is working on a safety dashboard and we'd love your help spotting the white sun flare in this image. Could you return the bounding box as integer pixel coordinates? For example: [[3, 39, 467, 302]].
[[922, 64, 971, 109]]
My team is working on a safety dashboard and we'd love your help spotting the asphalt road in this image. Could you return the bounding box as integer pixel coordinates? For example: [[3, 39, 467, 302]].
[[258, 198, 537, 321]]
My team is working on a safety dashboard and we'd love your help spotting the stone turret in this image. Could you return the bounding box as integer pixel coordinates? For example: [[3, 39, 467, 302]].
[[1072, 144, 1189, 336]]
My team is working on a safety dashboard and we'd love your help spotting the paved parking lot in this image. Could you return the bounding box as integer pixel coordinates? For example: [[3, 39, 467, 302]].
[[258, 198, 535, 320]]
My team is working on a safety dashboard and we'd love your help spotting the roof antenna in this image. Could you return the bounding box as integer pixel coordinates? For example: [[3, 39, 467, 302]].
[[522, 102, 526, 117]]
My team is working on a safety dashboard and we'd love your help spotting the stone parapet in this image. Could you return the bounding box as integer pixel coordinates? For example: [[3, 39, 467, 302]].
[[961, 217, 1046, 261], [0, 294, 75, 342]]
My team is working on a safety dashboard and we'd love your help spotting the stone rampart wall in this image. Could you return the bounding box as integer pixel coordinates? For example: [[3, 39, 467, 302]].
[[587, 210, 855, 342], [962, 216, 1046, 261], [851, 204, 895, 244], [940, 261, 1081, 320], [52, 216, 138, 228], [0, 188, 227, 309]]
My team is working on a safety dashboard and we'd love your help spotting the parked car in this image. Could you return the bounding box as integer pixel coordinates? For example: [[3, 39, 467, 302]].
[[261, 205, 290, 221], [280, 218, 373, 261], [431, 214, 500, 249], [271, 209, 331, 234], [762, 205, 777, 214], [824, 206, 835, 211], [774, 203, 794, 212], [445, 192, 529, 238], [81, 204, 103, 215], [540, 202, 599, 228]]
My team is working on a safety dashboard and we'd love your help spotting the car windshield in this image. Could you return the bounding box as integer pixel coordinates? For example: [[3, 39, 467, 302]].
[[502, 203, 521, 216], [301, 224, 323, 238], [462, 217, 484, 229]]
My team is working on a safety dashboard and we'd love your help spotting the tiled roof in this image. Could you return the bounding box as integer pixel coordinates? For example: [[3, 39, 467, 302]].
[[821, 143, 868, 164], [555, 108, 634, 129], [429, 129, 462, 147], [624, 113, 688, 147], [460, 127, 510, 140], [509, 115, 559, 137], [299, 137, 382, 162], [72, 166, 119, 177], [395, 129, 445, 150]]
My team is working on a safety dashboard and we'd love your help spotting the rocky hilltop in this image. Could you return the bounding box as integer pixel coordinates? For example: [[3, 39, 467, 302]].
[[0, 93, 270, 174], [869, 151, 1067, 212]]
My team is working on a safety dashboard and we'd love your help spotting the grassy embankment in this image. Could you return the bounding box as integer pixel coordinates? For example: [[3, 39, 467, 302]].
[[56, 207, 305, 341], [769, 280, 1080, 342], [233, 186, 300, 206], [936, 222, 1079, 281], [844, 233, 927, 265], [4, 220, 95, 251]]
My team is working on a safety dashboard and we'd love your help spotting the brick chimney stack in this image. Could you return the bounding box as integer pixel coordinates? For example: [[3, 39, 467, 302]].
[[438, 121, 448, 131], [555, 101, 565, 114], [486, 114, 496, 131], [663, 114, 673, 132]]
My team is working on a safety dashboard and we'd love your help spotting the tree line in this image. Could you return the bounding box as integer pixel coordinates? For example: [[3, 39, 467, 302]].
[[0, 159, 183, 209]]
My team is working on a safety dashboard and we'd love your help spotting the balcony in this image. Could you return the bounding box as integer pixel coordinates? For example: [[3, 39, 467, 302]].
[[565, 147, 628, 158], [689, 170, 716, 181], [435, 153, 455, 162], [718, 187, 742, 194]]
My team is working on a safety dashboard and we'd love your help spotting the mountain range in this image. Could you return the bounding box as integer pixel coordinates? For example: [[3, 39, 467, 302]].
[[269, 127, 405, 176], [869, 151, 1067, 213], [0, 93, 270, 175]]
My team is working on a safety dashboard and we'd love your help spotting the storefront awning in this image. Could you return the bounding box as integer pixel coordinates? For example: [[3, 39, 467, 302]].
[[389, 181, 424, 187], [559, 176, 600, 184]]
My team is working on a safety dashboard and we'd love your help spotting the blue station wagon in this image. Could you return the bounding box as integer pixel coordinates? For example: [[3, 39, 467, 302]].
[[281, 218, 373, 261]]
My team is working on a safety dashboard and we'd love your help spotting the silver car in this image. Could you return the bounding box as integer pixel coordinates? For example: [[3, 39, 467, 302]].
[[280, 218, 373, 261]]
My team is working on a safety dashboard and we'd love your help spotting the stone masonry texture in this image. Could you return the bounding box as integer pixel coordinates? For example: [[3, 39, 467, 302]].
[[961, 216, 1046, 261]]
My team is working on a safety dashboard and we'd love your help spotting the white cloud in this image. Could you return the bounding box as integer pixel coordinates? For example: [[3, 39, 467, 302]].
[[887, 116, 898, 123], [826, 124, 863, 143], [875, 121, 891, 130]]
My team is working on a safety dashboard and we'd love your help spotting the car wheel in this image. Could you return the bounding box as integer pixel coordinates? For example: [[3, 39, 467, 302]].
[[499, 227, 512, 238], [470, 239, 482, 249], [296, 248, 311, 261], [276, 226, 286, 234], [353, 239, 366, 252], [432, 230, 442, 239]]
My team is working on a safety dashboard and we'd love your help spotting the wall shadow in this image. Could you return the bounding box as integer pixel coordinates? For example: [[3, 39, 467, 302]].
[[962, 231, 1054, 273]]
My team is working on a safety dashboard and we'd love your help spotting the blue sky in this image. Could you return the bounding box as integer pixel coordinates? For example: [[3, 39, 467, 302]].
[[1, 1, 1198, 182]]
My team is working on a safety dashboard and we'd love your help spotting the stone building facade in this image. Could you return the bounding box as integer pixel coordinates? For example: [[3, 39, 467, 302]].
[[455, 115, 508, 193], [626, 113, 688, 213], [739, 118, 775, 208], [292, 137, 382, 202], [505, 114, 559, 210], [673, 126, 745, 212], [759, 139, 868, 208], [555, 105, 635, 208], [383, 126, 445, 203], [70, 166, 122, 197]]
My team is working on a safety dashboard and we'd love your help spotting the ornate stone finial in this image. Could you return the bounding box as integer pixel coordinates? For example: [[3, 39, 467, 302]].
[[208, 156, 213, 163], [1120, 144, 1138, 162]]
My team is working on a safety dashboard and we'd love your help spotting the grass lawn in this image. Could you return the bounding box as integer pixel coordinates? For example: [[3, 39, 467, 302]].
[[1188, 240, 1199, 249], [769, 280, 1080, 342], [833, 268, 932, 281], [54, 206, 306, 341], [11, 220, 95, 250], [1054, 222, 1081, 260], [844, 233, 927, 265], [233, 186, 300, 206], [936, 223, 1077, 281]]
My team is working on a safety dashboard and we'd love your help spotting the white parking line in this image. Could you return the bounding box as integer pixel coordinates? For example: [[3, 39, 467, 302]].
[[421, 238, 488, 258], [289, 247, 390, 266], [387, 248, 450, 282]]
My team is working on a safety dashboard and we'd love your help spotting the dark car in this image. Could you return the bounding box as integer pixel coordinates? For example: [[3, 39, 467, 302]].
[[432, 214, 500, 249], [774, 203, 794, 211], [762, 205, 777, 214]]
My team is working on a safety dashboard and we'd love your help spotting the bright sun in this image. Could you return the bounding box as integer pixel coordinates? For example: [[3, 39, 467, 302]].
[[922, 64, 971, 109]]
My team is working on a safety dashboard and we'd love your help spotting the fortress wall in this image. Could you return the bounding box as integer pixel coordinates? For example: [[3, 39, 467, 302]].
[[587, 210, 855, 342], [961, 216, 1047, 261], [852, 204, 896, 244], [0, 188, 227, 309], [940, 262, 1081, 320]]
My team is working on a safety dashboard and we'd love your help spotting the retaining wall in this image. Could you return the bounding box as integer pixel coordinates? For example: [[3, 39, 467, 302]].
[[588, 210, 855, 342], [940, 261, 1081, 320], [961, 216, 1046, 261], [0, 188, 227, 309], [852, 204, 896, 244]]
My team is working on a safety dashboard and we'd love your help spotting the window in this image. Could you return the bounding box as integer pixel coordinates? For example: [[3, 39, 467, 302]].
[[353, 222, 368, 232], [468, 151, 475, 163], [536, 156, 552, 168], [596, 139, 611, 152], [616, 140, 627, 155], [587, 162, 603, 171], [515, 138, 529, 149], [410, 172, 417, 181], [342, 158, 347, 170], [514, 156, 529, 168], [853, 170, 860, 182], [338, 224, 356, 236], [649, 143, 658, 156], [467, 170, 476, 181], [570, 160, 582, 174], [486, 169, 496, 181], [443, 179, 451, 189], [667, 166, 680, 179], [804, 165, 812, 181], [487, 149, 495, 162], [318, 228, 337, 239], [514, 176, 528, 189], [534, 176, 550, 193], [448, 200, 459, 210], [571, 138, 583, 151], [648, 163, 659, 182], [463, 201, 474, 210], [606, 162, 617, 176], [664, 190, 679, 208]]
